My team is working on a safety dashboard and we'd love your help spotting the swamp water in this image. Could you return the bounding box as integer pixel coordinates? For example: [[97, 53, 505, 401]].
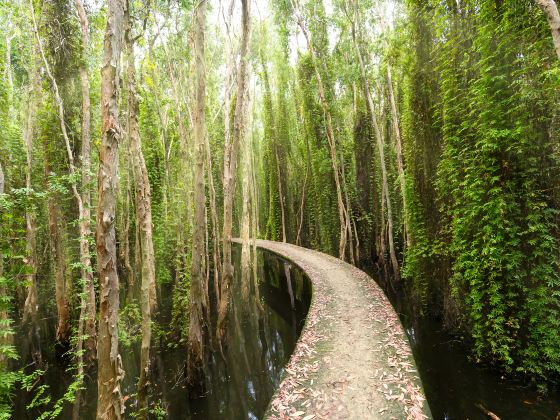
[[13, 241, 560, 420], [380, 276, 560, 419], [12, 246, 311, 419]]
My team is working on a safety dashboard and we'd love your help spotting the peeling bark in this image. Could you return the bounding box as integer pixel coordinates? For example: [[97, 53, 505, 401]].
[[74, 0, 97, 371], [125, 3, 157, 414], [96, 0, 126, 417], [189, 0, 208, 385], [241, 107, 252, 302]]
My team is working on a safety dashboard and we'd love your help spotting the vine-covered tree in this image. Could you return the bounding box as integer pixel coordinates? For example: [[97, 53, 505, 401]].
[[0, 0, 559, 418]]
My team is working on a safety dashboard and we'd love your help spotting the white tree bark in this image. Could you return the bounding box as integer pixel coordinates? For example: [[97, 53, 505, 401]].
[[537, 0, 560, 60], [74, 0, 97, 371]]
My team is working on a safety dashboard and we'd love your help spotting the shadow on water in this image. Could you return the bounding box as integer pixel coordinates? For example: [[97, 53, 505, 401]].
[[369, 270, 560, 420], [12, 246, 311, 419]]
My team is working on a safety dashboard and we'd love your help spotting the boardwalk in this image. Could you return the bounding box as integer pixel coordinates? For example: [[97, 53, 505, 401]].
[[234, 239, 432, 420]]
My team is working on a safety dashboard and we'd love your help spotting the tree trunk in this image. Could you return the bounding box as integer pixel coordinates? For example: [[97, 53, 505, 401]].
[[249, 129, 263, 312], [219, 0, 235, 292], [5, 34, 13, 107], [385, 65, 408, 245], [275, 146, 287, 243], [0, 161, 10, 365], [218, 0, 251, 344], [377, 163, 388, 279], [31, 0, 94, 346], [75, 0, 97, 369], [120, 168, 135, 299], [96, 0, 126, 417], [537, 0, 560, 60], [295, 135, 310, 246], [22, 42, 41, 324], [206, 124, 221, 313], [189, 0, 208, 385], [241, 111, 252, 302], [125, 4, 157, 414], [378, 11, 409, 248], [292, 0, 349, 261], [339, 149, 357, 265], [349, 6, 400, 281], [46, 179, 71, 344]]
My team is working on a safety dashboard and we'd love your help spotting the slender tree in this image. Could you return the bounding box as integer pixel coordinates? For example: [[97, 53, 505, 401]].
[[74, 0, 97, 366], [96, 0, 126, 417], [188, 0, 208, 384], [348, 1, 400, 280], [22, 40, 40, 324], [30, 0, 95, 345], [291, 0, 350, 262], [125, 1, 157, 414], [377, 8, 409, 248], [240, 83, 253, 301], [218, 0, 251, 343], [0, 160, 8, 363]]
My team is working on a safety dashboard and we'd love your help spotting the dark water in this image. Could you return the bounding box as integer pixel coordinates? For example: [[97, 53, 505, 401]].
[[15, 244, 559, 420], [378, 276, 560, 419], [12, 247, 311, 419]]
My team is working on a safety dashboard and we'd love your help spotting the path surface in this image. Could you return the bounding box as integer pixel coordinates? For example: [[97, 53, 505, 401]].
[[236, 240, 432, 420]]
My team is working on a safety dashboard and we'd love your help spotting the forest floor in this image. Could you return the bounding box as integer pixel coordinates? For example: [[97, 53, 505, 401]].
[[238, 239, 432, 420]]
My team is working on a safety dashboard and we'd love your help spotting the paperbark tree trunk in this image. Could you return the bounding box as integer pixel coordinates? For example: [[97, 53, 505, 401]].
[[241, 110, 252, 302], [219, 0, 235, 296], [189, 0, 208, 385], [74, 0, 97, 368], [125, 4, 157, 414], [218, 0, 251, 344], [22, 42, 41, 324], [96, 0, 126, 417], [537, 0, 560, 60]]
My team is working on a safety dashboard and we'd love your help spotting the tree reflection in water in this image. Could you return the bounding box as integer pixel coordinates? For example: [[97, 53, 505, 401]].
[[12, 247, 310, 419]]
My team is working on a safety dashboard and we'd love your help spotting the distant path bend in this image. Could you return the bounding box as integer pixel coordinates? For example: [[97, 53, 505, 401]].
[[235, 239, 432, 420]]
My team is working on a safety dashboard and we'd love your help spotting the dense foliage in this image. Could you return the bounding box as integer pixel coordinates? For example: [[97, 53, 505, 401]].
[[0, 0, 559, 417]]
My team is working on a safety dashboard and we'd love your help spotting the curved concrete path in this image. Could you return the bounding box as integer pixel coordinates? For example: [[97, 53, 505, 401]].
[[236, 239, 432, 420]]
